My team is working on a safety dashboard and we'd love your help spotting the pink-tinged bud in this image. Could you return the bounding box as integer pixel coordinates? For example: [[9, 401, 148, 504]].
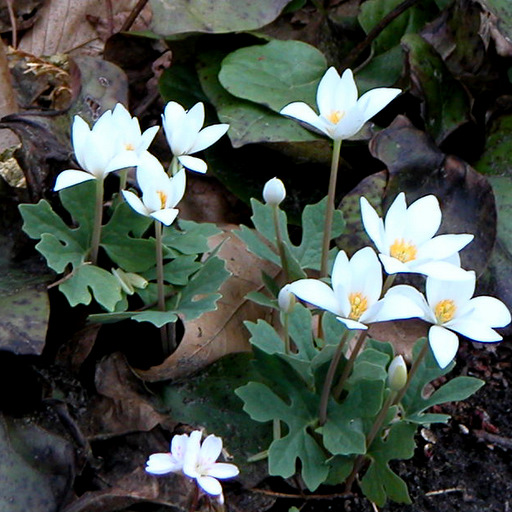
[[263, 177, 286, 206]]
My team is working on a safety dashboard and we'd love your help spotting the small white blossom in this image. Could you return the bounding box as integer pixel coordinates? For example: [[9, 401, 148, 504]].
[[280, 67, 401, 141], [288, 247, 422, 330], [162, 101, 229, 173], [122, 153, 185, 226], [278, 284, 295, 313], [386, 273, 511, 368], [387, 355, 408, 391], [360, 193, 474, 280]]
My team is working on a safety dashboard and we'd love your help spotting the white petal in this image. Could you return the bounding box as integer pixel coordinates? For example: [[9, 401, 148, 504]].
[[166, 169, 186, 207], [206, 463, 239, 479], [331, 250, 350, 293], [137, 153, 167, 192], [385, 284, 435, 323], [280, 102, 330, 137], [197, 475, 223, 496], [316, 67, 340, 117], [349, 247, 382, 305], [151, 208, 179, 226], [54, 169, 95, 191], [183, 431, 202, 478], [356, 87, 401, 123], [107, 151, 140, 173], [419, 234, 474, 260], [410, 260, 473, 280], [383, 193, 407, 244], [145, 453, 180, 475], [368, 293, 424, 323], [190, 124, 229, 153], [71, 115, 91, 170], [170, 433, 189, 462], [162, 101, 186, 152], [446, 318, 503, 342], [468, 296, 511, 327], [378, 254, 411, 275], [334, 68, 358, 112], [332, 107, 366, 139], [199, 434, 223, 467], [428, 325, 459, 368], [403, 195, 441, 244], [122, 190, 150, 217], [360, 197, 386, 253], [173, 102, 204, 154], [140, 125, 160, 150], [336, 316, 368, 330], [288, 279, 343, 316], [178, 155, 207, 173]]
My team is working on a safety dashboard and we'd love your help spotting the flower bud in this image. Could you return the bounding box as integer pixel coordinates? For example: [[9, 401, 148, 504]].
[[112, 268, 148, 295], [278, 284, 295, 313], [387, 355, 408, 391], [263, 177, 286, 206]]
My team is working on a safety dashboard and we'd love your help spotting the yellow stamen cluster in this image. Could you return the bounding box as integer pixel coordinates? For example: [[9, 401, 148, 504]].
[[348, 292, 368, 320], [435, 299, 457, 324], [390, 238, 418, 263], [125, 143, 136, 151], [157, 190, 168, 209], [328, 110, 344, 124]]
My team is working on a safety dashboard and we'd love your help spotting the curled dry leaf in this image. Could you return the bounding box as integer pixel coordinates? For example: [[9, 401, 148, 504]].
[[84, 352, 168, 438], [136, 226, 278, 382]]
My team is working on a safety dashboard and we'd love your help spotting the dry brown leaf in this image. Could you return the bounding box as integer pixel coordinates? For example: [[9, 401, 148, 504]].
[[136, 226, 279, 382], [0, 40, 19, 150], [84, 352, 169, 438]]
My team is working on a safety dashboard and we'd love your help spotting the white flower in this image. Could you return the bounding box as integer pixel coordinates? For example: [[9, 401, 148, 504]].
[[288, 247, 421, 330], [145, 432, 189, 475], [182, 431, 239, 497], [386, 273, 511, 368], [263, 177, 286, 206], [162, 101, 229, 173], [109, 103, 159, 166], [54, 108, 141, 191], [280, 67, 401, 141], [360, 193, 474, 280], [122, 153, 185, 226]]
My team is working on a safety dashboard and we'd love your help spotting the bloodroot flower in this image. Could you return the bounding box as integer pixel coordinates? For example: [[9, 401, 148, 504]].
[[280, 67, 401, 141], [162, 101, 229, 173], [145, 430, 239, 502], [122, 153, 186, 226], [386, 273, 511, 368], [288, 247, 421, 330], [360, 193, 474, 280]]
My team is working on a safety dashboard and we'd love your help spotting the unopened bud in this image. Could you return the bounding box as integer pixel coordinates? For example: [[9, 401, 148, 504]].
[[263, 177, 286, 206], [112, 268, 148, 295], [278, 284, 295, 313], [387, 355, 408, 391]]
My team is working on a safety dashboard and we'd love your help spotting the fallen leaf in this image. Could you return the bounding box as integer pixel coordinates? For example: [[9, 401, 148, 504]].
[[136, 227, 278, 382], [0, 41, 19, 151], [84, 352, 169, 438]]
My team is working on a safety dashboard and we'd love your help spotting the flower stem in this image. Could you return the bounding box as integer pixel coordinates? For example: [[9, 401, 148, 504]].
[[272, 204, 290, 283], [155, 220, 175, 356], [382, 274, 396, 295], [90, 177, 105, 265], [319, 330, 350, 426], [169, 156, 179, 176], [320, 138, 342, 278], [333, 330, 368, 400], [118, 168, 128, 192], [345, 389, 397, 492], [282, 311, 291, 355], [393, 339, 430, 406]]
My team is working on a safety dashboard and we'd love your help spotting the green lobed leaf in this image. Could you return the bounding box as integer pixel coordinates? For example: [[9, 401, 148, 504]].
[[360, 422, 416, 506], [59, 264, 122, 311], [162, 220, 221, 256], [236, 351, 328, 490], [219, 40, 326, 112]]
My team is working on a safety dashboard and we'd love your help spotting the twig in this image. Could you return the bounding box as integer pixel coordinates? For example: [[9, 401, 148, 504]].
[[121, 0, 149, 32], [341, 0, 421, 69], [474, 430, 512, 450], [5, 0, 17, 48], [250, 488, 354, 500], [425, 487, 465, 496]]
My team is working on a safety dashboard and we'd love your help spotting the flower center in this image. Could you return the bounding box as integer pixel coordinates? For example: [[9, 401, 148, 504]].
[[348, 292, 368, 320], [390, 238, 418, 263], [328, 110, 344, 124], [157, 190, 168, 209], [125, 143, 136, 151], [434, 299, 457, 324]]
